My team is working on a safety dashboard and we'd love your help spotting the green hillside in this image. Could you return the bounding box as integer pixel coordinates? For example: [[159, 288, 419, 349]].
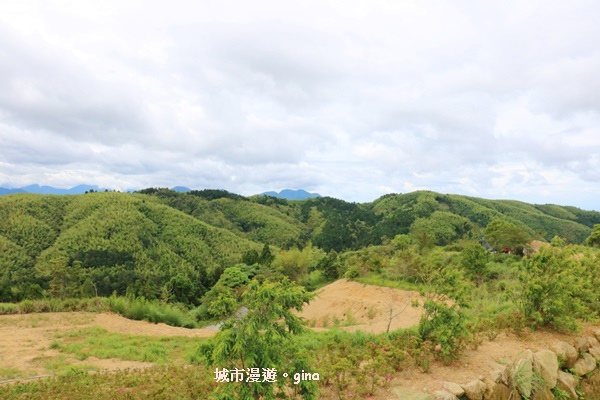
[[368, 191, 597, 246], [139, 189, 598, 252], [0, 192, 259, 303], [1, 189, 597, 304], [140, 188, 307, 248]]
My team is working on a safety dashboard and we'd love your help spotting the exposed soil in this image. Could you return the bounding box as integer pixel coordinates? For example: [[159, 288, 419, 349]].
[[297, 279, 424, 332], [92, 312, 217, 338], [0, 312, 217, 381], [1, 280, 597, 399]]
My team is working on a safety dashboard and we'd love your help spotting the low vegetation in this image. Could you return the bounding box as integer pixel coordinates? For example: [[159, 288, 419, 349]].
[[0, 296, 197, 329], [53, 327, 202, 364]]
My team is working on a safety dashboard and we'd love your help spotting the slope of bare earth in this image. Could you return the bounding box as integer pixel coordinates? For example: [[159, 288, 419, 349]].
[[297, 279, 425, 332], [0, 312, 217, 380]]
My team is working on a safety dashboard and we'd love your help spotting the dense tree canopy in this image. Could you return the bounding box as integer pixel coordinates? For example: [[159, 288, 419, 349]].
[[0, 190, 597, 304], [0, 193, 259, 303], [484, 218, 532, 252], [586, 224, 600, 247]]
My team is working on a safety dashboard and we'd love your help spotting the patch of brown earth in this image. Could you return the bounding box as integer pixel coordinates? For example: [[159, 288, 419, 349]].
[[0, 312, 216, 381], [298, 279, 424, 333], [528, 240, 550, 252]]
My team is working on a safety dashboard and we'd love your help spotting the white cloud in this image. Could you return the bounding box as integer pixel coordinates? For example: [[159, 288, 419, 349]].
[[0, 0, 599, 210]]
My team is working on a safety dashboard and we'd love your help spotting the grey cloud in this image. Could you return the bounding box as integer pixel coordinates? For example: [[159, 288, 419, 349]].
[[0, 24, 149, 144], [0, 1, 599, 210]]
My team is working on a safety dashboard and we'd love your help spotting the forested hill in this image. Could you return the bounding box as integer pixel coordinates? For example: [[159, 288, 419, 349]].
[[0, 192, 260, 303], [1, 189, 598, 303], [141, 188, 599, 251]]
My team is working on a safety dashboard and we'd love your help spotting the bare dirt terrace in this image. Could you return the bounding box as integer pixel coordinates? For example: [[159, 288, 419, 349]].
[[0, 279, 596, 398], [297, 279, 424, 332], [0, 312, 216, 381]]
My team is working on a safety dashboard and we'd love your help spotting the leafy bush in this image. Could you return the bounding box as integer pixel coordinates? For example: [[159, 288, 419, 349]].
[[344, 265, 360, 279], [299, 270, 328, 292], [0, 302, 18, 314], [418, 298, 469, 364], [516, 246, 597, 332], [460, 242, 489, 281], [17, 300, 36, 313], [587, 224, 600, 247], [417, 268, 472, 364], [107, 295, 196, 328]]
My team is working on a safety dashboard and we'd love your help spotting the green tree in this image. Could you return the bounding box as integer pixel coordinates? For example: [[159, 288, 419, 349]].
[[410, 219, 436, 251], [316, 251, 341, 280], [391, 234, 411, 251], [460, 242, 488, 281], [258, 244, 275, 266], [586, 224, 600, 248], [414, 194, 438, 218], [50, 258, 82, 299], [410, 211, 471, 250], [484, 219, 531, 252], [81, 278, 97, 298], [199, 266, 251, 319], [516, 246, 595, 332], [200, 278, 317, 399], [550, 235, 566, 248], [242, 249, 260, 265], [273, 244, 324, 282]]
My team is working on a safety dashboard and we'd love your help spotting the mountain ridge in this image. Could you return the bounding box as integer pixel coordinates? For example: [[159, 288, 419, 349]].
[[0, 184, 111, 195], [259, 189, 321, 200]]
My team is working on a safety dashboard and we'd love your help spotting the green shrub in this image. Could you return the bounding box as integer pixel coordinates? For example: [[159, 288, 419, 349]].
[[552, 386, 570, 400], [516, 246, 596, 332], [0, 297, 113, 315], [106, 295, 196, 328], [416, 268, 472, 364], [349, 330, 374, 347], [0, 303, 18, 314], [17, 299, 35, 313], [344, 265, 360, 279], [49, 340, 62, 350], [418, 298, 469, 364], [32, 299, 51, 312]]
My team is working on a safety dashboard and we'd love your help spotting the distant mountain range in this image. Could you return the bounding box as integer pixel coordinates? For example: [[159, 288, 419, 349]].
[[171, 186, 191, 193], [0, 187, 26, 195], [0, 184, 111, 195], [260, 189, 321, 200], [0, 185, 320, 200]]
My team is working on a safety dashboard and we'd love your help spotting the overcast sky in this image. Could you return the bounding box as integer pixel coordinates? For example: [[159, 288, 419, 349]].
[[1, 1, 599, 210]]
